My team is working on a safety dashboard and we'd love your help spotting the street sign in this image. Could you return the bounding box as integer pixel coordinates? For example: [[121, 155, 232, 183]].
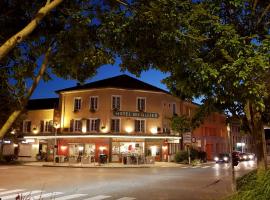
[[183, 132, 192, 144]]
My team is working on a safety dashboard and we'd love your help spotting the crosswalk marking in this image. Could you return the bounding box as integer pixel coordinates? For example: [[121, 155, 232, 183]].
[[0, 189, 25, 196], [82, 195, 111, 200], [192, 166, 200, 168], [117, 197, 136, 200], [32, 192, 63, 200], [1, 190, 42, 200], [0, 189, 6, 191], [54, 193, 88, 200]]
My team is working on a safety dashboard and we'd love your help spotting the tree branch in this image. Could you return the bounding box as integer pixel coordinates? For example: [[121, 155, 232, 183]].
[[0, 47, 51, 139], [0, 0, 63, 61], [258, 3, 270, 25]]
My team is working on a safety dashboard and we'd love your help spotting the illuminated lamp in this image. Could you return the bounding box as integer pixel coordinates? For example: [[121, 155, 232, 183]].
[[82, 127, 87, 133], [150, 127, 158, 134], [125, 126, 133, 133], [13, 144, 18, 147], [99, 146, 106, 151], [60, 146, 67, 151], [32, 127, 38, 134], [78, 146, 84, 151]]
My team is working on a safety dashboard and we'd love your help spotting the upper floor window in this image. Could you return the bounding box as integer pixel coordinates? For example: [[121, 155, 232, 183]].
[[135, 119, 145, 133], [137, 97, 146, 112], [87, 118, 100, 132], [23, 120, 31, 133], [111, 118, 120, 133], [74, 97, 82, 111], [70, 119, 82, 132], [40, 120, 53, 132], [90, 96, 98, 111], [112, 95, 121, 110]]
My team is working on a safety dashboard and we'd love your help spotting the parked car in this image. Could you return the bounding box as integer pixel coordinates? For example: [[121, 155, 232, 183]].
[[214, 153, 230, 163], [239, 152, 255, 161]]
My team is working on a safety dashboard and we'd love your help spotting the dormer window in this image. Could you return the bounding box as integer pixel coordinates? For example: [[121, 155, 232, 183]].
[[137, 97, 146, 112], [90, 96, 98, 111], [74, 97, 81, 112]]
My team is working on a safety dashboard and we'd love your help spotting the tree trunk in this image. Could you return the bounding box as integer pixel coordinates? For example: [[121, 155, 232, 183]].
[[0, 110, 22, 139], [0, 0, 63, 61], [253, 120, 268, 170], [0, 48, 51, 139]]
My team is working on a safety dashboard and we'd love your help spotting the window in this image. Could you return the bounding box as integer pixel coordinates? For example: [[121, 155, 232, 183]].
[[172, 103, 176, 115], [74, 97, 81, 111], [23, 121, 31, 133], [137, 97, 146, 111], [87, 119, 100, 132], [135, 119, 145, 133], [112, 95, 121, 110], [111, 119, 120, 133], [73, 119, 82, 132], [90, 96, 98, 111], [40, 120, 53, 132]]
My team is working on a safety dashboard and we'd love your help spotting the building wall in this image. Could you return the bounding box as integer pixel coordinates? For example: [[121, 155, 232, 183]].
[[59, 88, 182, 135]]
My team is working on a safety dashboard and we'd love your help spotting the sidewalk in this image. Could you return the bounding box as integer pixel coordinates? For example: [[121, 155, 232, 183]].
[[22, 161, 213, 168]]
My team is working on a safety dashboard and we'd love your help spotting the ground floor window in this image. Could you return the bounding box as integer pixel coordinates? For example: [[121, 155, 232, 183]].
[[112, 142, 144, 162], [147, 146, 160, 157], [69, 143, 95, 156], [168, 143, 180, 154]]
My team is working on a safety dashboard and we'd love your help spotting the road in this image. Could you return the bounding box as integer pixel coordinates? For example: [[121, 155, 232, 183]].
[[0, 161, 256, 200]]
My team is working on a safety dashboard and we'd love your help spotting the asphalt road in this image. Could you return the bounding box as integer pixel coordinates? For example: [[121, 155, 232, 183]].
[[0, 161, 256, 200]]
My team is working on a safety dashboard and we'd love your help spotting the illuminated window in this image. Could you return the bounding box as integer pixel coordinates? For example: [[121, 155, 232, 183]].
[[112, 95, 121, 110], [40, 120, 53, 132], [74, 97, 81, 111], [73, 119, 82, 132], [23, 120, 31, 133], [90, 96, 98, 111], [87, 118, 100, 132], [135, 119, 145, 133], [137, 97, 146, 111], [111, 119, 120, 132]]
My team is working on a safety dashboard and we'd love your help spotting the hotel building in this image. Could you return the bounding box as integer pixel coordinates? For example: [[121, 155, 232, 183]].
[[10, 75, 228, 162]]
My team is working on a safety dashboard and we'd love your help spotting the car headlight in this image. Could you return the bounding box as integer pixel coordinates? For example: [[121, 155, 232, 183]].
[[243, 155, 247, 159], [223, 157, 228, 161], [214, 157, 219, 161], [248, 155, 254, 159]]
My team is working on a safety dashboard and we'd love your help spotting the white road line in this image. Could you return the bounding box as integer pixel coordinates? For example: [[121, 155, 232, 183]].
[[0, 189, 25, 196], [182, 167, 188, 168], [192, 166, 200, 168], [54, 193, 88, 200], [202, 166, 210, 168], [0, 189, 6, 191], [117, 197, 136, 200], [82, 195, 111, 200], [1, 190, 42, 200], [32, 192, 63, 200]]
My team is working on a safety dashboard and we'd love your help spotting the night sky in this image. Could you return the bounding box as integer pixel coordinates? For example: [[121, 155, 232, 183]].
[[31, 64, 169, 99]]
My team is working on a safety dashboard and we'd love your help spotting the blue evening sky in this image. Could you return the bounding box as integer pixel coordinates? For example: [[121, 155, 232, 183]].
[[31, 64, 170, 99]]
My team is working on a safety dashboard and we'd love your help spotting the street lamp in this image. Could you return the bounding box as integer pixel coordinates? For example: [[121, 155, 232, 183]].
[[53, 122, 60, 164]]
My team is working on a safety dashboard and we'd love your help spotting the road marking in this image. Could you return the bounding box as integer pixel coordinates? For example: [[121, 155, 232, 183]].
[[192, 166, 200, 168], [0, 189, 6, 191], [54, 193, 88, 200], [117, 197, 136, 200], [202, 166, 210, 168], [82, 195, 111, 200], [1, 190, 42, 200], [32, 192, 63, 199], [182, 167, 188, 168], [0, 189, 25, 196]]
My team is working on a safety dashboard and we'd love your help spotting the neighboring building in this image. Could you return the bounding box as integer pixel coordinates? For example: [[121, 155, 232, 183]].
[[6, 75, 228, 162], [230, 122, 253, 153]]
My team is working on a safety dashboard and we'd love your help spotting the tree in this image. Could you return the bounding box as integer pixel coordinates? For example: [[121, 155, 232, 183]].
[[0, 0, 122, 139], [99, 0, 270, 170]]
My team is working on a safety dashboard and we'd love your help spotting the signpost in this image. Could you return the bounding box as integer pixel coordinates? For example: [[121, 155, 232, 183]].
[[183, 132, 192, 144]]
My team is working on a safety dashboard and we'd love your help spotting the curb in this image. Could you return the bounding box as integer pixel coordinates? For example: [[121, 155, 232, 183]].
[[42, 164, 151, 168]]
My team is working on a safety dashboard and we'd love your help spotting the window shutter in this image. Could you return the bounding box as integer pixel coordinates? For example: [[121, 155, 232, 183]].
[[111, 119, 114, 132], [48, 120, 53, 132], [27, 121, 31, 132], [97, 119, 101, 132], [79, 120, 82, 132], [40, 121, 44, 133], [70, 119, 74, 132], [86, 119, 90, 132]]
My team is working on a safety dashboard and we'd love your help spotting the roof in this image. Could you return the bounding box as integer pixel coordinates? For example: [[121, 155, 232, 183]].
[[26, 98, 59, 110], [56, 74, 170, 94]]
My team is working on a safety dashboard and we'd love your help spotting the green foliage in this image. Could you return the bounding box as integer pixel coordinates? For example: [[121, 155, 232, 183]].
[[171, 115, 191, 133], [174, 151, 188, 163], [227, 170, 270, 200]]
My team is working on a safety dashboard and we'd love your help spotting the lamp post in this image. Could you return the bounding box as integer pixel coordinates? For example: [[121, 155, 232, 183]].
[[53, 122, 60, 164]]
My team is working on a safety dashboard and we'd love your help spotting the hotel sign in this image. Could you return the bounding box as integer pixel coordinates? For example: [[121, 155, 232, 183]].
[[113, 111, 159, 118]]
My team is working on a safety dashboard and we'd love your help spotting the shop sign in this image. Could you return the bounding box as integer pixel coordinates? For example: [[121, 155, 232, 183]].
[[113, 111, 159, 118], [183, 132, 192, 144]]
